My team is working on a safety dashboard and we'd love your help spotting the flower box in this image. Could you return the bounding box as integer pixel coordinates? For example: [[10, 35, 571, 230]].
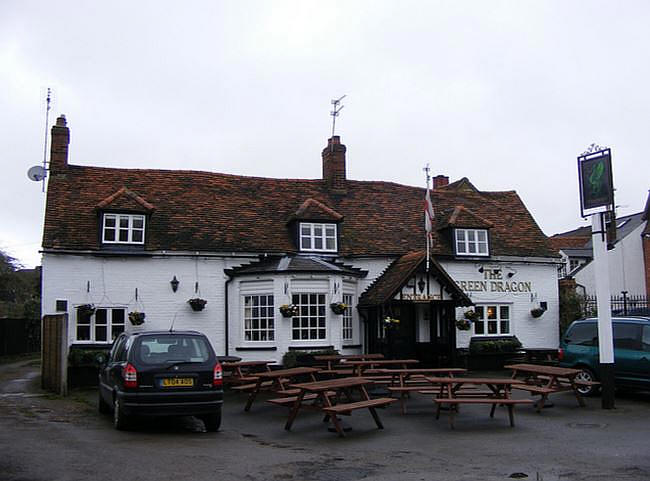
[[188, 298, 207, 311]]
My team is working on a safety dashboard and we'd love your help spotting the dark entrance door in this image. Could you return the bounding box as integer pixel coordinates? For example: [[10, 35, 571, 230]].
[[384, 303, 417, 359]]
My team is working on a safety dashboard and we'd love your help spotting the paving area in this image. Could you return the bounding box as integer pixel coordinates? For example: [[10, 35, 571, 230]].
[[1, 357, 650, 481]]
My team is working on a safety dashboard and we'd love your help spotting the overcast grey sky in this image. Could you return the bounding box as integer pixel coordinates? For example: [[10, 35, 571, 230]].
[[1, 1, 649, 268]]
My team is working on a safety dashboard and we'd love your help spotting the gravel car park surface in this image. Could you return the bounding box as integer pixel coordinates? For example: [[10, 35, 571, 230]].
[[2, 357, 650, 481]]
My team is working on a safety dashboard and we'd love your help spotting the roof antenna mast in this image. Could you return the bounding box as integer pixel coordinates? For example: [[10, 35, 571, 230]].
[[41, 88, 52, 192], [330, 95, 346, 149]]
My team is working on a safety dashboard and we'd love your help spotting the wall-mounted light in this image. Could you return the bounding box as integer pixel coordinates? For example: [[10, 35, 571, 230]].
[[507, 272, 515, 278], [170, 276, 180, 292], [417, 278, 426, 293], [478, 266, 484, 273]]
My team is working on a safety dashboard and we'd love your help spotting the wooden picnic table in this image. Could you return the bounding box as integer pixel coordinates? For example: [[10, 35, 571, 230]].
[[425, 376, 532, 428], [222, 360, 273, 385], [243, 366, 320, 412], [506, 363, 595, 412], [377, 368, 467, 414], [283, 377, 396, 437]]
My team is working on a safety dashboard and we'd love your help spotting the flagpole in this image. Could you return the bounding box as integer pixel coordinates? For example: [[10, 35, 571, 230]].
[[424, 164, 431, 272]]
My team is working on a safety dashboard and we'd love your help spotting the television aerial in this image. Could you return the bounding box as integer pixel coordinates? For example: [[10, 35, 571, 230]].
[[26, 88, 51, 192]]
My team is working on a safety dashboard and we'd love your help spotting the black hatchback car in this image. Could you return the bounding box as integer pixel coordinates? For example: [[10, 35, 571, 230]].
[[98, 330, 223, 431]]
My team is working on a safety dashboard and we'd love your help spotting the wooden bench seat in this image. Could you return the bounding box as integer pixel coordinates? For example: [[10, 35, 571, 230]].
[[434, 398, 534, 428], [322, 397, 396, 414], [267, 394, 321, 405], [231, 380, 275, 392], [511, 385, 556, 394]]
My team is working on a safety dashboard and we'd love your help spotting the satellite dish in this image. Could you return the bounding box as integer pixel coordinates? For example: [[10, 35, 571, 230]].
[[27, 165, 47, 182]]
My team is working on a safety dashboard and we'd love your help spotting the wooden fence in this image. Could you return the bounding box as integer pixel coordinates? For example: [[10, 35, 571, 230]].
[[0, 317, 40, 356], [41, 314, 68, 395]]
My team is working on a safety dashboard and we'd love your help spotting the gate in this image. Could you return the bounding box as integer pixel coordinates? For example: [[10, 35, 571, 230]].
[[41, 314, 68, 395]]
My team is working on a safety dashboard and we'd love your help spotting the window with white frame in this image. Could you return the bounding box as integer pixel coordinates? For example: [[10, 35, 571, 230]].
[[455, 228, 489, 256], [473, 305, 510, 335], [342, 294, 354, 341], [243, 294, 274, 341], [299, 223, 337, 252], [102, 213, 145, 244], [292, 293, 326, 340], [76, 307, 126, 343]]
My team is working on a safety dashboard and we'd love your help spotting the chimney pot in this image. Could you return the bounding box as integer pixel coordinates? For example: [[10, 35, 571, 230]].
[[56, 115, 67, 127]]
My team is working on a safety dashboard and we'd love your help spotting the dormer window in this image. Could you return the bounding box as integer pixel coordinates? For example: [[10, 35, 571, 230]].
[[102, 213, 145, 244], [300, 222, 337, 252], [455, 228, 488, 256]]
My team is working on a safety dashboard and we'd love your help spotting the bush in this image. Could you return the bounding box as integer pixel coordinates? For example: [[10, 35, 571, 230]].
[[282, 348, 339, 368], [68, 348, 110, 367], [469, 336, 522, 355]]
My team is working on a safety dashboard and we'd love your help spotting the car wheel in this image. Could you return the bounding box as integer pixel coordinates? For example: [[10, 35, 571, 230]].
[[98, 391, 110, 414], [575, 367, 599, 396], [202, 408, 222, 432], [113, 398, 130, 430]]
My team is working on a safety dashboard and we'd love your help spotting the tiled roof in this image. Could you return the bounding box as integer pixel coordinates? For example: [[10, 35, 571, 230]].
[[358, 251, 472, 306], [43, 160, 558, 258]]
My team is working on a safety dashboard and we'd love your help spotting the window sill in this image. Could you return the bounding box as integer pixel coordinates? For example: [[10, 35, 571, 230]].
[[288, 344, 334, 351], [234, 346, 278, 352]]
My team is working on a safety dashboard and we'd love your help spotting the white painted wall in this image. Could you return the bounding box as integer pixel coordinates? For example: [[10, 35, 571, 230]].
[[575, 222, 647, 296], [42, 253, 255, 355], [439, 260, 560, 349]]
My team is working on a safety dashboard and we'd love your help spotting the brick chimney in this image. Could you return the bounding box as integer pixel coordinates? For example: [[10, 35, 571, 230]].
[[433, 175, 449, 189], [49, 115, 69, 173], [322, 136, 346, 191]]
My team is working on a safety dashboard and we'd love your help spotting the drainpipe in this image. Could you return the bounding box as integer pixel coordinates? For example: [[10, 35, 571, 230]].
[[224, 276, 232, 356]]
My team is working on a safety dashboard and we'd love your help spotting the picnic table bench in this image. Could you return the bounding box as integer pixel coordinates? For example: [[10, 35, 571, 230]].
[[243, 367, 320, 412], [313, 353, 384, 370], [377, 368, 467, 414], [222, 360, 274, 386], [425, 376, 532, 428], [506, 363, 599, 412], [284, 377, 396, 437]]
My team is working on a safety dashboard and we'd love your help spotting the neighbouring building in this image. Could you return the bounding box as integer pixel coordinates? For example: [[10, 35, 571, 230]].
[[550, 192, 650, 300], [41, 115, 562, 365]]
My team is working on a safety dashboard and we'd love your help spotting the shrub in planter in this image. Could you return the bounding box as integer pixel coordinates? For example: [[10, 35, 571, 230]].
[[188, 298, 207, 311], [469, 336, 522, 355], [282, 348, 338, 368]]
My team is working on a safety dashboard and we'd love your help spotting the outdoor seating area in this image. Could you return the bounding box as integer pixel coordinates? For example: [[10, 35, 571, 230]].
[[226, 355, 595, 438]]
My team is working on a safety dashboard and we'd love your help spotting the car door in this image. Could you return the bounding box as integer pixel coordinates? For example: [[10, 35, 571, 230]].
[[612, 321, 642, 383], [626, 324, 650, 385]]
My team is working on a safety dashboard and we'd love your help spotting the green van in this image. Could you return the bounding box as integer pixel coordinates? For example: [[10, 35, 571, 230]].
[[558, 316, 650, 396]]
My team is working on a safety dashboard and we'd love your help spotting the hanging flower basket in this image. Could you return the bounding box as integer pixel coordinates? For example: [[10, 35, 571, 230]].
[[128, 311, 146, 326], [530, 307, 546, 318], [330, 302, 347, 315], [463, 309, 480, 322], [76, 304, 95, 317], [456, 318, 472, 331], [188, 298, 207, 311], [279, 304, 299, 318]]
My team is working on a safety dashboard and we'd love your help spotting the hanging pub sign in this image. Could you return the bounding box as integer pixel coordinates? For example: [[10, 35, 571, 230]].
[[577, 148, 614, 217]]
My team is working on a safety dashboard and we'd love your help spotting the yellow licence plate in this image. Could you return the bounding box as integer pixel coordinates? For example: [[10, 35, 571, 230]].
[[162, 377, 194, 387]]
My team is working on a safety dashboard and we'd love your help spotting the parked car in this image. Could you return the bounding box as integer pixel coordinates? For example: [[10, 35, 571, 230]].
[[98, 330, 223, 431], [558, 316, 650, 395]]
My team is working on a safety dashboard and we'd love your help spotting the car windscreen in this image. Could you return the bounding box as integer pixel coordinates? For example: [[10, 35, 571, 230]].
[[137, 335, 212, 365]]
